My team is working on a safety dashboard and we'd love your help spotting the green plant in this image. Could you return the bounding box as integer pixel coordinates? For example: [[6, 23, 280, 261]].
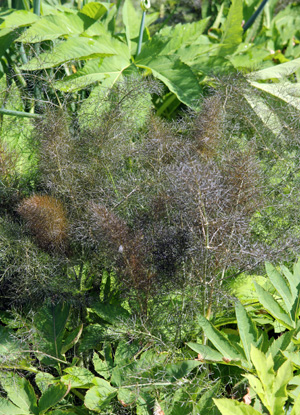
[[214, 345, 300, 415]]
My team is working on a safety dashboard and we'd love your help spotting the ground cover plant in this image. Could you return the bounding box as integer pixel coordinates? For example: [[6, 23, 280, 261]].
[[1, 0, 300, 414]]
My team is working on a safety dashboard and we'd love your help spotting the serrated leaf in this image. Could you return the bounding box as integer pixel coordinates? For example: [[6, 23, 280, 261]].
[[0, 28, 21, 59], [164, 360, 202, 382], [249, 81, 300, 111], [213, 398, 262, 415], [235, 301, 259, 365], [265, 262, 293, 313], [21, 35, 129, 70], [187, 342, 223, 362], [17, 12, 96, 43], [80, 2, 111, 20], [84, 380, 117, 412], [61, 324, 83, 354], [136, 55, 201, 109], [0, 373, 38, 415], [0, 398, 29, 415], [34, 303, 69, 366], [247, 58, 300, 80], [55, 56, 129, 92], [79, 324, 106, 352], [61, 367, 95, 388], [93, 351, 112, 380], [0, 10, 38, 29], [243, 91, 283, 136], [197, 314, 245, 361], [38, 383, 69, 414], [123, 0, 140, 51], [219, 0, 243, 56], [0, 326, 25, 362], [254, 282, 294, 329]]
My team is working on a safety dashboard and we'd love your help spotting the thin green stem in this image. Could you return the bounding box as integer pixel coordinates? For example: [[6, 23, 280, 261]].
[[137, 11, 146, 56]]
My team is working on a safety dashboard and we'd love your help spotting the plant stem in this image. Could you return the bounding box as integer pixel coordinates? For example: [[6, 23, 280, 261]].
[[243, 0, 269, 32], [0, 108, 42, 118], [137, 10, 146, 56]]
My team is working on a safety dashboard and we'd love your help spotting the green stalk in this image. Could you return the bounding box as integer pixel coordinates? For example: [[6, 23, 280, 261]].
[[0, 108, 42, 118], [137, 11, 146, 56], [33, 0, 40, 15], [136, 0, 151, 57]]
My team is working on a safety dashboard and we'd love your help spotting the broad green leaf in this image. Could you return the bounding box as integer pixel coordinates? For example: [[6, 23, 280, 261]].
[[254, 282, 294, 329], [90, 301, 131, 326], [34, 303, 70, 366], [22, 35, 129, 70], [84, 379, 117, 411], [117, 388, 136, 406], [280, 265, 299, 301], [164, 360, 202, 382], [272, 359, 293, 409], [213, 398, 262, 415], [79, 324, 105, 352], [38, 383, 69, 414], [235, 301, 259, 365], [61, 367, 95, 388], [0, 28, 21, 59], [136, 55, 201, 109], [122, 0, 140, 51], [0, 373, 38, 415], [0, 398, 29, 415], [61, 324, 83, 354], [290, 392, 300, 415], [55, 56, 130, 92], [18, 12, 96, 43], [155, 18, 211, 56], [219, 0, 243, 56], [0, 326, 25, 362], [195, 380, 221, 414], [243, 91, 283, 136], [248, 58, 300, 80], [80, 2, 111, 20], [35, 372, 56, 394], [197, 314, 245, 361], [265, 262, 293, 312], [187, 342, 223, 362], [114, 339, 140, 365], [0, 10, 38, 28], [268, 330, 295, 360], [249, 81, 300, 111], [93, 351, 112, 380]]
